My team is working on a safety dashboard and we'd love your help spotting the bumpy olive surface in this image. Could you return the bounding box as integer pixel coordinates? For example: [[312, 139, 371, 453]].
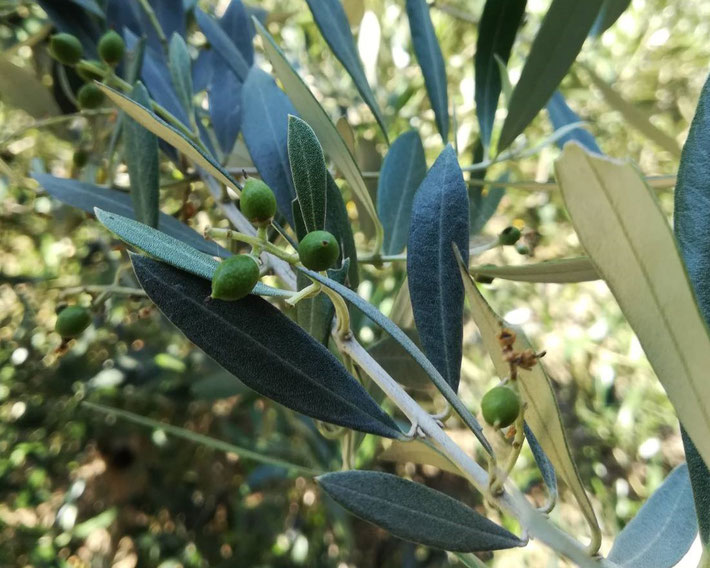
[[481, 385, 521, 428], [240, 179, 277, 225], [55, 306, 91, 339], [77, 84, 105, 109], [211, 255, 260, 301], [98, 30, 125, 65], [298, 231, 339, 271], [498, 226, 521, 246], [49, 33, 83, 65]]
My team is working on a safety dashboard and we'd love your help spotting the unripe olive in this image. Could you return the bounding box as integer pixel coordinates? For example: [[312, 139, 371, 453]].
[[72, 149, 89, 168], [97, 30, 125, 65], [211, 255, 260, 301], [76, 59, 108, 82], [498, 226, 521, 246], [77, 83, 104, 109], [481, 385, 521, 428], [298, 230, 339, 271], [515, 243, 531, 256], [49, 33, 83, 65], [240, 179, 277, 226], [55, 305, 91, 338]]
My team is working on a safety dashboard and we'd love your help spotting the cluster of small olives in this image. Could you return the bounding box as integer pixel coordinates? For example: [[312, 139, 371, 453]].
[[481, 385, 521, 428]]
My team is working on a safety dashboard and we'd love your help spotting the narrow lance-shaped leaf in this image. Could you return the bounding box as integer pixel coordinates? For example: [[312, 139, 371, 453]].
[[254, 18, 383, 251], [674, 70, 710, 545], [608, 464, 697, 567], [318, 471, 525, 552], [591, 0, 632, 36], [33, 174, 228, 257], [405, 0, 449, 143], [555, 144, 710, 470], [194, 8, 249, 81], [377, 130, 426, 256], [299, 266, 492, 455], [209, 63, 242, 156], [168, 33, 194, 117], [475, 0, 527, 149], [219, 0, 255, 65], [547, 91, 602, 153], [288, 115, 327, 232], [97, 83, 240, 193], [470, 257, 599, 284], [241, 67, 296, 224], [408, 145, 468, 391], [305, 0, 388, 141], [524, 422, 558, 513], [453, 246, 601, 552], [95, 209, 289, 298], [124, 82, 160, 228], [470, 172, 506, 236], [498, 0, 602, 151], [132, 256, 402, 439]]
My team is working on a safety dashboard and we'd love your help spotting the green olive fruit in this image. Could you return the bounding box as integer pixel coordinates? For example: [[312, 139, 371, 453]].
[[77, 83, 105, 109], [55, 305, 91, 339], [515, 243, 530, 256], [72, 149, 89, 168], [298, 230, 339, 271], [98, 30, 125, 65], [498, 226, 521, 246], [240, 179, 277, 226], [49, 33, 83, 65], [76, 59, 108, 82], [211, 255, 260, 301], [481, 385, 521, 428]]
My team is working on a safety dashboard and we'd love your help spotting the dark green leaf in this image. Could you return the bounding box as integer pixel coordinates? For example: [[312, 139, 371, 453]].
[[546, 91, 602, 153], [591, 0, 631, 36], [498, 0, 602, 151], [405, 0, 449, 142], [377, 131, 427, 256], [524, 422, 558, 512], [194, 8, 249, 81], [33, 174, 228, 258], [288, 115, 327, 232], [317, 471, 524, 552], [94, 209, 288, 298], [124, 82, 160, 228], [241, 67, 297, 225], [298, 267, 492, 455], [325, 175, 359, 287], [305, 0, 388, 141], [475, 0, 526, 149], [168, 33, 194, 117], [407, 145, 468, 391], [132, 256, 401, 438], [675, 70, 710, 544], [69, 0, 104, 17], [608, 464, 697, 567], [470, 175, 506, 236]]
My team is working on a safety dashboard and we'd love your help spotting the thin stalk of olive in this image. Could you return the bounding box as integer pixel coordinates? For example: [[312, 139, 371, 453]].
[[0, 110, 115, 148], [206, 227, 300, 264], [285, 282, 321, 307], [489, 406, 526, 496], [135, 0, 168, 55], [57, 285, 147, 297]]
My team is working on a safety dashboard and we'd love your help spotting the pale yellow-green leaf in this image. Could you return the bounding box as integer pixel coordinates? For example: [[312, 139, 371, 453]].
[[555, 142, 710, 469], [471, 257, 598, 283], [254, 18, 384, 253], [0, 57, 60, 118], [454, 247, 601, 554], [378, 440, 462, 477], [98, 84, 239, 193]]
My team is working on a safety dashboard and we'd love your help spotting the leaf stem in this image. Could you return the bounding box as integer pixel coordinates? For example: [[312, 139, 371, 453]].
[[56, 284, 147, 298], [135, 0, 169, 55], [207, 227, 300, 264]]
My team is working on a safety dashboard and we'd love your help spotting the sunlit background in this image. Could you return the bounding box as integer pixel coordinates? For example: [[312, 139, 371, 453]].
[[0, 0, 708, 566]]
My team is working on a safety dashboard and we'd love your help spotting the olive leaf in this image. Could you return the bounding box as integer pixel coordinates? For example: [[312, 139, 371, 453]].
[[94, 209, 289, 298], [607, 464, 697, 567], [524, 422, 558, 512], [377, 130, 426, 256], [168, 33, 194, 117], [317, 471, 525, 552], [194, 8, 249, 81], [124, 82, 159, 228], [405, 0, 449, 143], [547, 91, 602, 153], [470, 257, 599, 284], [288, 115, 327, 232], [132, 256, 402, 439], [305, 0, 388, 141], [296, 260, 350, 344], [408, 145, 469, 392], [475, 0, 527, 149], [498, 0, 601, 151], [454, 246, 600, 547], [33, 174, 228, 258], [591, 0, 632, 36]]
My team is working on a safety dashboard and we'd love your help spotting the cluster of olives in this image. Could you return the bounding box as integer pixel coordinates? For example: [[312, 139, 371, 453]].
[[49, 29, 126, 110], [210, 180, 340, 301], [481, 385, 521, 429]]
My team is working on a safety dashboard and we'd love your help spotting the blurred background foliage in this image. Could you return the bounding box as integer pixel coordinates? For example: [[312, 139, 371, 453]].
[[0, 0, 708, 566]]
